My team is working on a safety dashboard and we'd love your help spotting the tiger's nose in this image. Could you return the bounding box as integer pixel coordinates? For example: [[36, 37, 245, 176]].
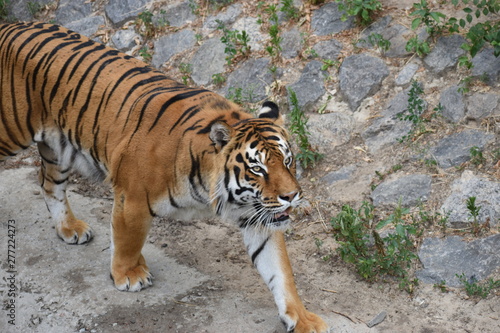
[[278, 191, 299, 202]]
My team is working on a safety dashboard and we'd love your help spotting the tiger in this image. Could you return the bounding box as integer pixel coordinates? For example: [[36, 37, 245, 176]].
[[0, 22, 328, 332]]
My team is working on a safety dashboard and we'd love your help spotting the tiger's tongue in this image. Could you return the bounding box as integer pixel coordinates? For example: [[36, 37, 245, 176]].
[[274, 207, 292, 220]]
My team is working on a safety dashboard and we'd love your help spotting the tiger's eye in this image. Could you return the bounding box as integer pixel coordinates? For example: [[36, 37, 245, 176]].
[[251, 166, 262, 173]]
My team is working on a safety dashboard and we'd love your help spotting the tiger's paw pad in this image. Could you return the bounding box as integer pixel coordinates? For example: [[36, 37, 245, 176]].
[[111, 265, 153, 292], [284, 310, 329, 333], [57, 220, 93, 245]]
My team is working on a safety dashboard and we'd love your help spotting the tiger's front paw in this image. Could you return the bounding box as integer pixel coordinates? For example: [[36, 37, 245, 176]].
[[111, 262, 153, 292], [57, 219, 93, 244], [282, 308, 329, 333]]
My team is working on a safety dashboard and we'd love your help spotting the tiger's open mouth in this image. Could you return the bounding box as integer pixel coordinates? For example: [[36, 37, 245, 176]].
[[272, 207, 293, 223]]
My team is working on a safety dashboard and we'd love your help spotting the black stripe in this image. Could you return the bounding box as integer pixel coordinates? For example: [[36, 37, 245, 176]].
[[146, 192, 158, 217], [169, 105, 201, 134], [148, 90, 208, 132], [251, 237, 270, 264]]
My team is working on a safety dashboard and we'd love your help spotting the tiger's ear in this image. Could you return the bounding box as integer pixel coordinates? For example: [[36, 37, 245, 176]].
[[209, 121, 232, 149], [258, 101, 283, 125]]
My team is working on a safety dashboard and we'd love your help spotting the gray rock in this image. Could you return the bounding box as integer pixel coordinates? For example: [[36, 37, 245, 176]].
[[162, 2, 197, 27], [383, 24, 412, 58], [416, 234, 500, 287], [106, 0, 150, 26], [311, 2, 354, 36], [203, 3, 243, 30], [191, 38, 227, 86], [281, 27, 302, 59], [472, 47, 500, 84], [321, 165, 356, 185], [429, 130, 495, 168], [287, 61, 327, 112], [361, 88, 416, 152], [307, 112, 354, 149], [367, 311, 387, 328], [111, 28, 141, 51], [64, 16, 105, 38], [232, 17, 264, 52], [371, 174, 432, 207], [395, 62, 419, 86], [439, 85, 465, 123], [313, 39, 343, 61], [423, 35, 467, 74], [7, 0, 52, 21], [56, 0, 93, 25], [152, 30, 196, 69], [339, 53, 389, 111], [222, 58, 278, 103], [441, 171, 500, 227], [466, 93, 500, 120], [357, 17, 411, 57], [359, 16, 392, 40]]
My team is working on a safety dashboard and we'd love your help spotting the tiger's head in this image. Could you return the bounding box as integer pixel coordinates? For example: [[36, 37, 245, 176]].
[[210, 102, 302, 230]]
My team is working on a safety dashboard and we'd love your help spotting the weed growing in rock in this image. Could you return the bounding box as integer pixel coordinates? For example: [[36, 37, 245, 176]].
[[288, 88, 323, 169], [405, 36, 431, 57], [179, 63, 193, 86], [27, 1, 42, 17], [330, 201, 420, 293], [211, 73, 226, 87], [397, 81, 431, 142], [470, 146, 486, 166], [257, 3, 282, 61], [216, 20, 251, 65], [336, 0, 382, 26], [137, 11, 155, 38], [280, 0, 301, 21], [0, 0, 9, 20], [456, 273, 500, 299], [433, 280, 449, 293], [466, 196, 483, 235], [138, 46, 152, 63], [367, 33, 391, 53], [320, 59, 340, 71]]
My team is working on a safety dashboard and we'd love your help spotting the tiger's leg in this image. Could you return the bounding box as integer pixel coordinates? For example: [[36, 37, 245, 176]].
[[110, 190, 153, 292], [243, 229, 329, 333], [37, 142, 93, 244]]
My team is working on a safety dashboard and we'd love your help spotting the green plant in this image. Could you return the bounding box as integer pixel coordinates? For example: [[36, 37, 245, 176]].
[[179, 63, 193, 86], [211, 73, 226, 87], [188, 0, 200, 15], [405, 36, 431, 57], [452, 0, 500, 68], [137, 10, 155, 37], [280, 0, 300, 20], [336, 0, 382, 26], [320, 59, 339, 71], [27, 1, 42, 16], [216, 20, 251, 65], [457, 273, 500, 299], [288, 88, 323, 169], [434, 280, 449, 292], [366, 33, 392, 52], [410, 0, 447, 37], [0, 0, 9, 20], [466, 196, 481, 232], [257, 3, 282, 60], [138, 46, 152, 63], [330, 201, 420, 291], [397, 81, 429, 142], [470, 146, 486, 166]]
